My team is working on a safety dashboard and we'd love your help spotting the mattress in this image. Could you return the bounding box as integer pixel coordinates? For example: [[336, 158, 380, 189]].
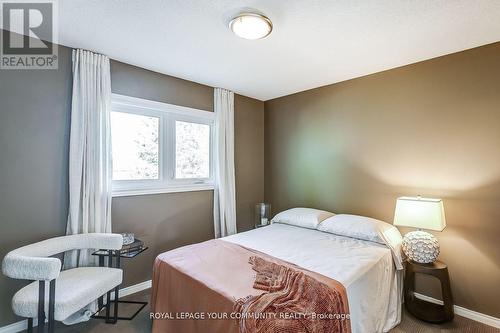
[[223, 223, 403, 333]]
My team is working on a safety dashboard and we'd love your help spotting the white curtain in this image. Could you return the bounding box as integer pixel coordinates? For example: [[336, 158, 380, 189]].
[[213, 88, 237, 238], [65, 49, 113, 268]]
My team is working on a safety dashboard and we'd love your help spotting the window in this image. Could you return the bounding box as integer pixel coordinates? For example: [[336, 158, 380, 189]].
[[175, 121, 211, 179], [112, 112, 159, 180], [111, 94, 215, 196]]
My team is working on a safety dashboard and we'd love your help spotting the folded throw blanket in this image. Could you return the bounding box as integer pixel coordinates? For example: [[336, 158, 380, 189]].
[[234, 256, 351, 333]]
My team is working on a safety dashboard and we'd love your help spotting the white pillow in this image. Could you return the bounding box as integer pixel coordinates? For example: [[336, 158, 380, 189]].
[[271, 207, 335, 229], [318, 214, 404, 270]]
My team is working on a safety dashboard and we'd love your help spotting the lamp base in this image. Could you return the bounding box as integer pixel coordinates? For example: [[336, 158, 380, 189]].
[[402, 230, 440, 264]]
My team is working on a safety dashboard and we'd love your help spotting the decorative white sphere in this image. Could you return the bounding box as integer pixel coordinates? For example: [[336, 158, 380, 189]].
[[402, 230, 440, 264]]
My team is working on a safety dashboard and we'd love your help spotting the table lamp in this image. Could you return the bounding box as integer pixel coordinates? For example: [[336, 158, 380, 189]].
[[393, 196, 446, 264]]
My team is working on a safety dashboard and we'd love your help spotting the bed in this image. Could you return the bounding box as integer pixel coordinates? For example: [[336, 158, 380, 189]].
[[151, 211, 403, 333]]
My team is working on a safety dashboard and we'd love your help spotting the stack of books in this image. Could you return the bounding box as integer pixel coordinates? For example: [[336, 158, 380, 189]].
[[121, 238, 144, 257]]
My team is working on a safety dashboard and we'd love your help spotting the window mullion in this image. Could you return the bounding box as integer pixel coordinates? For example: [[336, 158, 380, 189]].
[[171, 115, 177, 182], [163, 113, 171, 187]]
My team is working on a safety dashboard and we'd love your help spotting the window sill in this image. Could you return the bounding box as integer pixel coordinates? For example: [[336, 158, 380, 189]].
[[112, 184, 214, 197]]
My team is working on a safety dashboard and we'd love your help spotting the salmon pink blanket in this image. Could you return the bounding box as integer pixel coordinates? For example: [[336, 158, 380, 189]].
[[151, 239, 351, 333]]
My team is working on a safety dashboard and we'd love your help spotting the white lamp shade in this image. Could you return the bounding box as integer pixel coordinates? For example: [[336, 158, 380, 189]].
[[393, 197, 446, 231]]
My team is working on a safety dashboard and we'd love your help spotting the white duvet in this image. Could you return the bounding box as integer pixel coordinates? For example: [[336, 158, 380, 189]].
[[223, 223, 402, 333]]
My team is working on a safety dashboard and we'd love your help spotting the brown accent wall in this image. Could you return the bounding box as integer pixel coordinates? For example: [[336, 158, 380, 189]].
[[264, 42, 500, 317], [0, 43, 264, 326]]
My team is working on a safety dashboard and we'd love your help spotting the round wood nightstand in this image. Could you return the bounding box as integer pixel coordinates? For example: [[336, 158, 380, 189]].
[[404, 260, 454, 323]]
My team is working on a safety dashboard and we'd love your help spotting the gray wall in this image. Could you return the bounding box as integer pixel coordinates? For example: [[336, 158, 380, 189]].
[[234, 95, 265, 232], [0, 43, 72, 327], [264, 42, 500, 317], [0, 44, 264, 326]]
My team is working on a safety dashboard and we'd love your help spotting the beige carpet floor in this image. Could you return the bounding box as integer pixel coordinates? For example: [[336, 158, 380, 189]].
[[42, 290, 499, 333]]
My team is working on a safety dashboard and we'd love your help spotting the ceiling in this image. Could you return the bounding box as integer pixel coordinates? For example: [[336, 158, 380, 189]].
[[59, 0, 500, 101]]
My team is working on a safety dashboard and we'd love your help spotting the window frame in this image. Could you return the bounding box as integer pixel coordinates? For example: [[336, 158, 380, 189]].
[[111, 94, 215, 197]]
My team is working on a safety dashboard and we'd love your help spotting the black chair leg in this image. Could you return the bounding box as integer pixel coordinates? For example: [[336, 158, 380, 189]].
[[105, 290, 112, 323], [98, 256, 105, 310], [112, 286, 119, 323], [91, 250, 123, 324], [112, 250, 120, 323], [48, 279, 56, 333], [38, 281, 46, 333], [27, 318, 33, 333]]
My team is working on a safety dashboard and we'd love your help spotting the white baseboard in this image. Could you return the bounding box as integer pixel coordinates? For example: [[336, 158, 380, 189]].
[[114, 279, 152, 300], [0, 280, 152, 333], [0, 319, 35, 333], [414, 292, 500, 329]]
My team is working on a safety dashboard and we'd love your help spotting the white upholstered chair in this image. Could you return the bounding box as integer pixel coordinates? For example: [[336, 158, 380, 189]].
[[2, 233, 123, 333]]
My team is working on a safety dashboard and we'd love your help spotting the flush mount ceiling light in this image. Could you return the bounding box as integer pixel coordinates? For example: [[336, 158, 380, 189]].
[[229, 13, 273, 40]]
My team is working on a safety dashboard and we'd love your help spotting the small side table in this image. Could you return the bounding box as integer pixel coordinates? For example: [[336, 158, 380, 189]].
[[404, 260, 454, 323], [91, 246, 149, 321]]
